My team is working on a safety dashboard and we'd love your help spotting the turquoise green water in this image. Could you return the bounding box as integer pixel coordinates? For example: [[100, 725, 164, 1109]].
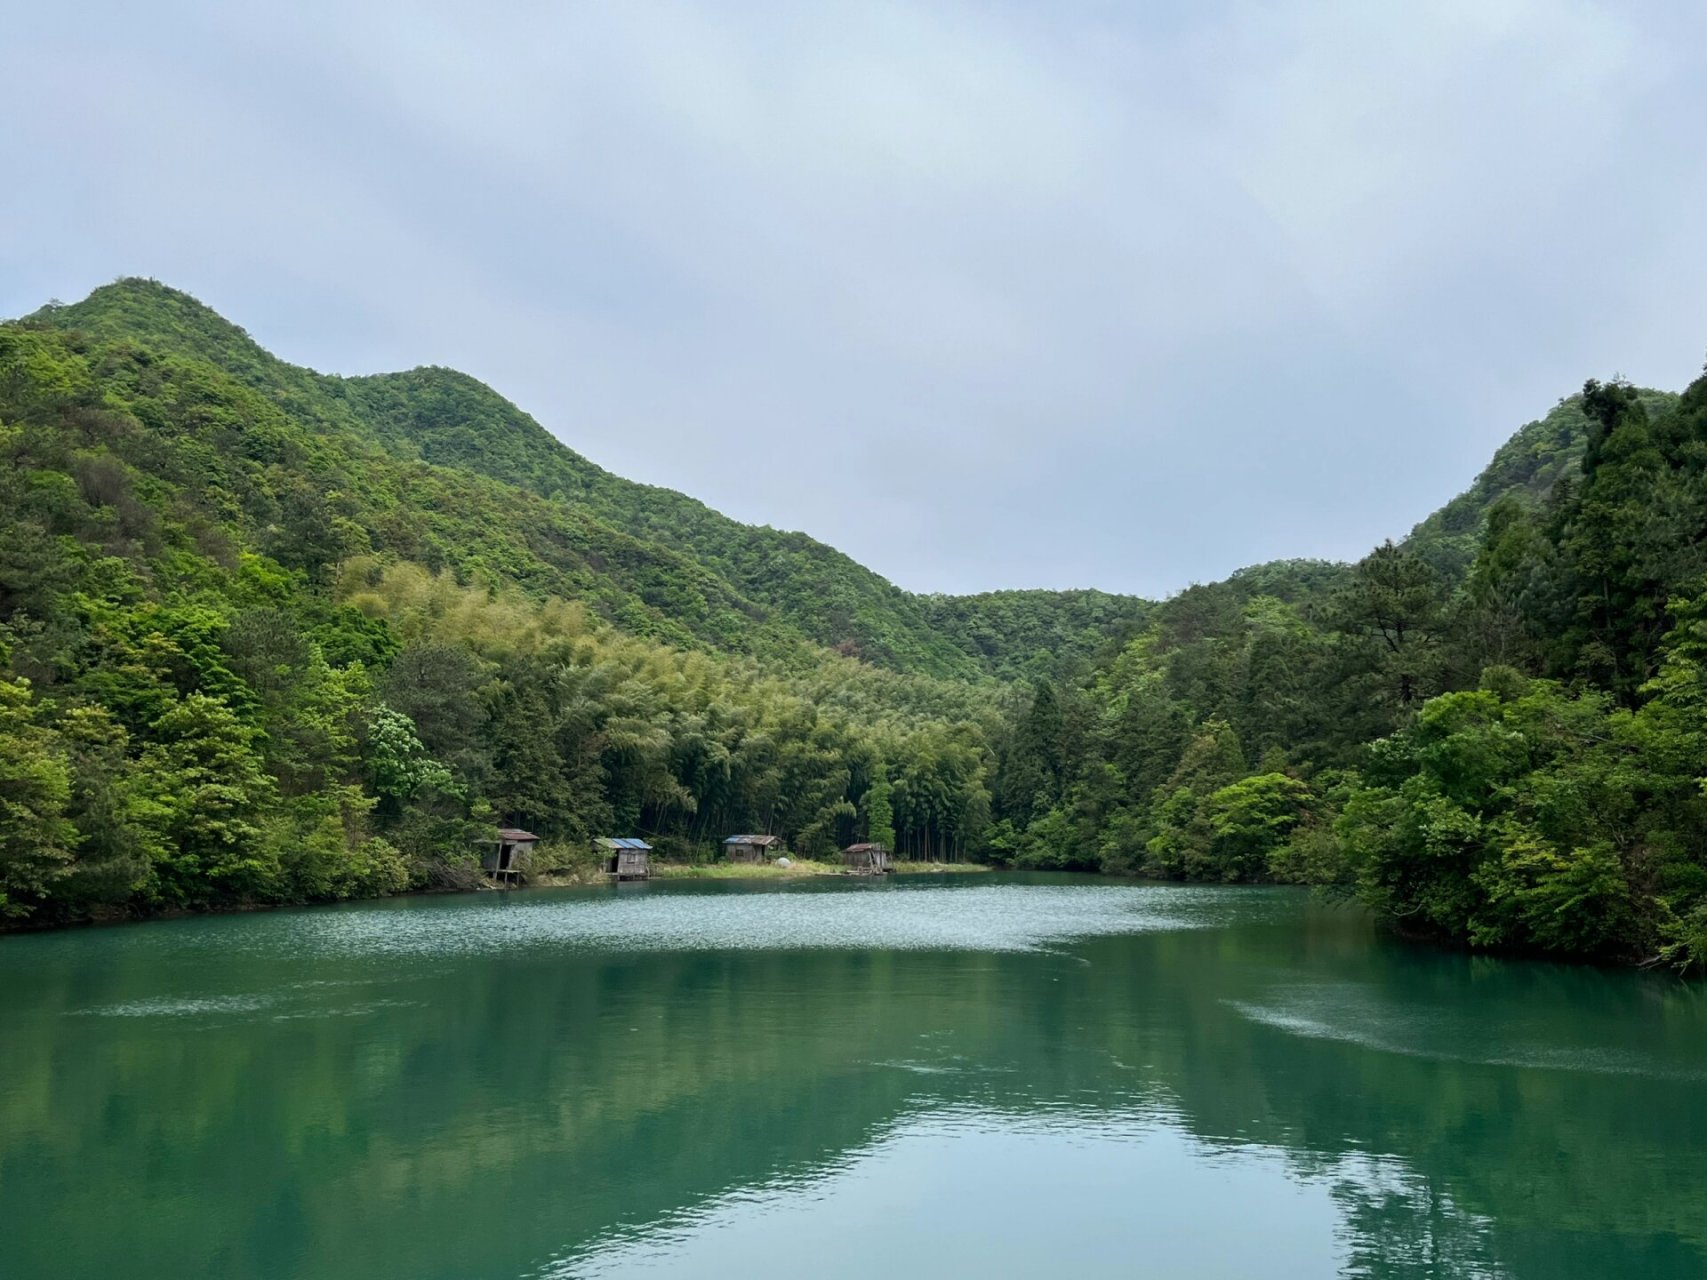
[[2, 875, 1704, 1279]]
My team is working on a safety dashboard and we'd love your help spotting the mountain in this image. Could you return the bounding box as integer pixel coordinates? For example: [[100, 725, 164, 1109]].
[[27, 279, 1149, 679], [22, 277, 1657, 676], [1406, 388, 1680, 576]]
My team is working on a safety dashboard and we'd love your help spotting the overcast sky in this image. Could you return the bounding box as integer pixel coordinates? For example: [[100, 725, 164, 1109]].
[[3, 1, 1704, 596]]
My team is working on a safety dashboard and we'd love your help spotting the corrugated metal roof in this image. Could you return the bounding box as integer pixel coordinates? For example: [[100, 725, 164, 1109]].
[[722, 834, 781, 846], [496, 828, 539, 842], [843, 843, 887, 853], [595, 837, 653, 850]]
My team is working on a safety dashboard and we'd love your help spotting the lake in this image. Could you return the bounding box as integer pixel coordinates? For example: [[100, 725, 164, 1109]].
[[1, 874, 1704, 1279]]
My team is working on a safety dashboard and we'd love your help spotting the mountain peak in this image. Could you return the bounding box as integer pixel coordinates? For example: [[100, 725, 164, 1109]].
[[31, 277, 275, 377]]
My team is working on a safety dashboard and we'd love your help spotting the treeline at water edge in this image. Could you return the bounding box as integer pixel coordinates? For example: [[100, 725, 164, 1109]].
[[3, 280, 1706, 969]]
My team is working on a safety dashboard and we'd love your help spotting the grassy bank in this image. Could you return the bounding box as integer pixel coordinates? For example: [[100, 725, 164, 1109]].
[[888, 862, 991, 875], [650, 860, 840, 880], [648, 860, 992, 881]]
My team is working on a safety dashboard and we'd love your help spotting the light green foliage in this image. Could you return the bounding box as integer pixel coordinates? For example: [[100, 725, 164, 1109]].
[[0, 278, 1013, 916], [1471, 836, 1631, 956], [1335, 654, 1707, 964], [864, 759, 896, 850], [0, 676, 76, 916], [363, 705, 458, 809], [140, 694, 277, 902], [1203, 772, 1311, 883]]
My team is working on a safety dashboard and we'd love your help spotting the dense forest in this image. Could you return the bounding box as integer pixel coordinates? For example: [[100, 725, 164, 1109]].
[[2, 279, 1704, 969]]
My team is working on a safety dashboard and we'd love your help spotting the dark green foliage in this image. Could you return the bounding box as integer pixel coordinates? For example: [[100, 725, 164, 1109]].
[[1323, 379, 1707, 965], [920, 589, 1151, 679], [381, 643, 492, 790], [995, 680, 1065, 824]]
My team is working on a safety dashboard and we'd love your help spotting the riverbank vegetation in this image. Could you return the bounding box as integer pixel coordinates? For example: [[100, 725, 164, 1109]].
[[3, 280, 1704, 968], [994, 379, 1707, 969]]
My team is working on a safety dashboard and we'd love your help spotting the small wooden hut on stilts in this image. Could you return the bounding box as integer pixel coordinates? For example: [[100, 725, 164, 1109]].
[[841, 842, 891, 875], [479, 829, 539, 885]]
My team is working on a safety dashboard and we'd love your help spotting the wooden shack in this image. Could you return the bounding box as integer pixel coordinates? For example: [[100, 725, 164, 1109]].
[[722, 834, 783, 864], [842, 842, 891, 874], [596, 837, 652, 880], [480, 828, 539, 884]]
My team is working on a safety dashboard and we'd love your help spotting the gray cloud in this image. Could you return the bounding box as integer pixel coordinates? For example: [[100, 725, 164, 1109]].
[[4, 0, 1704, 595]]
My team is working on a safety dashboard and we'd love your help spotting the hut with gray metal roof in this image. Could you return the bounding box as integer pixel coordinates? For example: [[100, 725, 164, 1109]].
[[722, 834, 784, 864]]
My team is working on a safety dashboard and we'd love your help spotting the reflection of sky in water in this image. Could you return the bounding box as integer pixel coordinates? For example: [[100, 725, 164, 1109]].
[[52, 883, 1233, 1024], [173, 883, 1238, 961], [67, 992, 423, 1022], [544, 1105, 1501, 1280]]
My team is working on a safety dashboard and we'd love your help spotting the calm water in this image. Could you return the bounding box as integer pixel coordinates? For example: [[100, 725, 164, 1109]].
[[2, 875, 1704, 1279]]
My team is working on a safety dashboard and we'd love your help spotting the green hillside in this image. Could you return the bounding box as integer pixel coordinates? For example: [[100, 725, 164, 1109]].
[[5, 277, 1706, 971], [0, 277, 1138, 924], [1406, 388, 1680, 575], [1003, 373, 1707, 971], [33, 279, 1150, 678]]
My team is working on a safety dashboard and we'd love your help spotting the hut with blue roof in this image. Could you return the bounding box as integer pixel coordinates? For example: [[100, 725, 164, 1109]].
[[595, 837, 652, 880]]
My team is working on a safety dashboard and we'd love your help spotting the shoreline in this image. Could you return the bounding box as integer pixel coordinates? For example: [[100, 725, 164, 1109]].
[[646, 860, 992, 881], [1, 861, 996, 934], [0, 873, 1683, 974]]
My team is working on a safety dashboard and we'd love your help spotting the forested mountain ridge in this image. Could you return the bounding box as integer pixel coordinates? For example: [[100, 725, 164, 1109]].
[[6, 277, 1705, 972], [1405, 388, 1680, 576], [31, 279, 1150, 679], [31, 278, 1596, 677]]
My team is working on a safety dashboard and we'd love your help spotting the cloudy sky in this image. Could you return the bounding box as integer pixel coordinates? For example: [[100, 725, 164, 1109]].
[[3, 1, 1704, 596]]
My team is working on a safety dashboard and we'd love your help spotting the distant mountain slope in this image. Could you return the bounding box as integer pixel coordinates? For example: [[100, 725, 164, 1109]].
[[1406, 389, 1679, 576], [921, 589, 1153, 679], [337, 365, 1000, 675], [4, 317, 792, 663], [33, 279, 1150, 677]]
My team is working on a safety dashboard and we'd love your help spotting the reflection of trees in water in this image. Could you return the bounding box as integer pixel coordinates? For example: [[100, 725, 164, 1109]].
[[1331, 1159, 1503, 1280], [1049, 919, 1707, 1279]]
